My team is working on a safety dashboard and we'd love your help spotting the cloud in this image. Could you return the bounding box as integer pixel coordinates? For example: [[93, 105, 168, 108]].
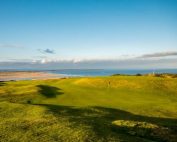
[[33, 56, 47, 59], [38, 48, 55, 54], [1, 58, 177, 69], [139, 51, 177, 58], [0, 44, 24, 48], [1, 51, 177, 69], [40, 59, 47, 64]]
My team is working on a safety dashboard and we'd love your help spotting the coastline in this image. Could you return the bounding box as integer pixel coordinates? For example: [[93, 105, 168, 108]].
[[1, 69, 177, 81], [0, 71, 63, 81]]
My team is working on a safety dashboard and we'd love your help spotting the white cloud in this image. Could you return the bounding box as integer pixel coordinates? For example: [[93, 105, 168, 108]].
[[0, 57, 177, 69], [1, 51, 177, 69], [0, 44, 24, 48]]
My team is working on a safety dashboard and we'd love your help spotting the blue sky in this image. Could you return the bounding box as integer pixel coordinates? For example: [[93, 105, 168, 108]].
[[0, 0, 177, 69]]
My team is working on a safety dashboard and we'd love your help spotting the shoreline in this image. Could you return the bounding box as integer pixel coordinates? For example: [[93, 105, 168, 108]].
[[0, 71, 63, 81], [1, 71, 177, 81]]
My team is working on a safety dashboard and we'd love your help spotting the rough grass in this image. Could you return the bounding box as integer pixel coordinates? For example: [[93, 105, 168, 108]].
[[0, 76, 177, 142]]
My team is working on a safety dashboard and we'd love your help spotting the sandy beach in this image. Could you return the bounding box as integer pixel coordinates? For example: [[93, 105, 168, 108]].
[[0, 71, 62, 81]]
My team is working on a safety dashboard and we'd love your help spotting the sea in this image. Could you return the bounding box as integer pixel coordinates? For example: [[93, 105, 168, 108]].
[[1, 69, 177, 77], [47, 69, 177, 76]]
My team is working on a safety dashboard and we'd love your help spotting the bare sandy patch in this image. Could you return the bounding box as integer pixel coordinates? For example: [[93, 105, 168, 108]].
[[0, 71, 62, 81]]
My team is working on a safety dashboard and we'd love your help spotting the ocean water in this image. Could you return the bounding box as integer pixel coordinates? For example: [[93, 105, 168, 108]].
[[1, 69, 177, 77], [46, 69, 177, 77]]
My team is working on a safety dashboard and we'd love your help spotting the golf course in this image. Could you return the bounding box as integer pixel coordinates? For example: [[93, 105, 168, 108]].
[[0, 75, 177, 142]]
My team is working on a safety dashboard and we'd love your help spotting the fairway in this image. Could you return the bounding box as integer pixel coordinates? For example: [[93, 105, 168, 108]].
[[0, 76, 177, 142]]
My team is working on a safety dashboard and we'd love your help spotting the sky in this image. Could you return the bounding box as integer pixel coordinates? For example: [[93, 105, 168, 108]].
[[0, 0, 177, 69]]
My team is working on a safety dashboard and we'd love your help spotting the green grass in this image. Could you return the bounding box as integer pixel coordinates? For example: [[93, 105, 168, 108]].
[[0, 76, 177, 142]]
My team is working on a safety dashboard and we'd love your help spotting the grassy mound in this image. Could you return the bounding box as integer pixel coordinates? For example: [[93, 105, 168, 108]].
[[0, 76, 177, 141]]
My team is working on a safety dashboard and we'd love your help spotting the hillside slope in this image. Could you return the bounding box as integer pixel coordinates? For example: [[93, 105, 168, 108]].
[[0, 76, 177, 142]]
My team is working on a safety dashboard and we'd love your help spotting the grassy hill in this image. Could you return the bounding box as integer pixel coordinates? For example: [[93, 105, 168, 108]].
[[0, 76, 177, 142]]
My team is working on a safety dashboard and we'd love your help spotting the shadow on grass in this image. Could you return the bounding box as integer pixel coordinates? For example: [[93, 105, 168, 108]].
[[37, 85, 63, 98], [0, 81, 6, 86], [33, 104, 177, 142]]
